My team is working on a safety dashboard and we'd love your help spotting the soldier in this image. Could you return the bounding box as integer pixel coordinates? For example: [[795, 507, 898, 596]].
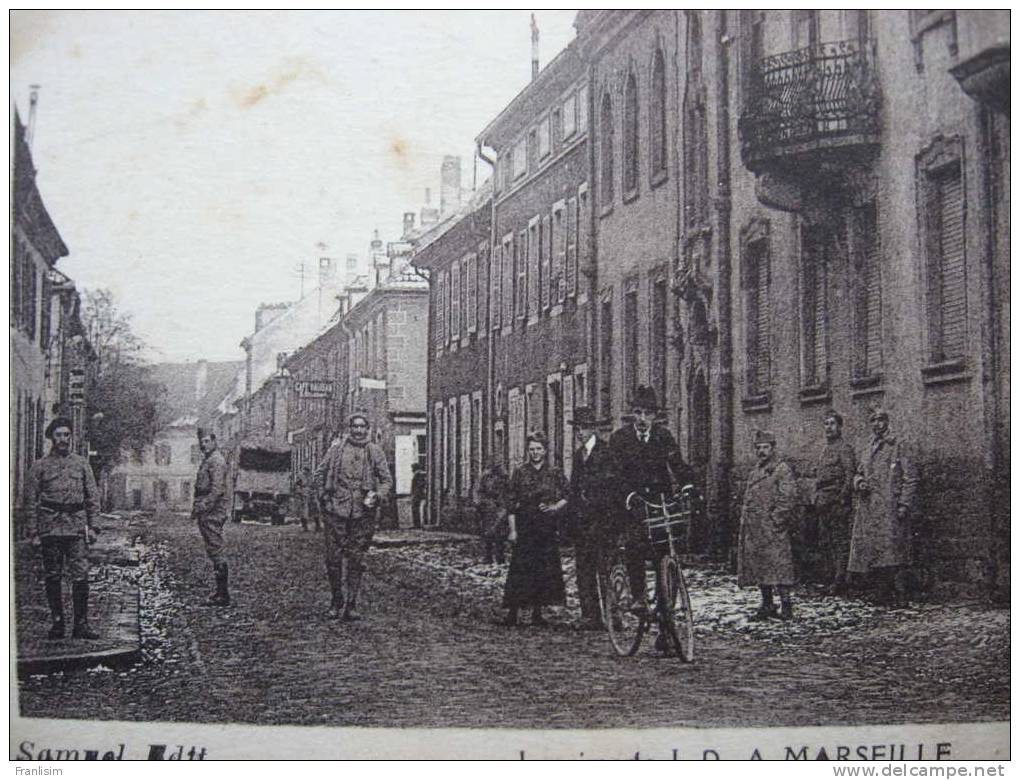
[[813, 409, 857, 596], [294, 465, 320, 532], [737, 430, 799, 621], [25, 416, 101, 640], [193, 429, 230, 606], [849, 408, 919, 607], [608, 386, 695, 616], [315, 411, 392, 621], [410, 462, 427, 529], [568, 407, 615, 630]]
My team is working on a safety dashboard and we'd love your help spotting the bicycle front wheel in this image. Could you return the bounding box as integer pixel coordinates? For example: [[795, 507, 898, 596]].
[[598, 548, 647, 657], [659, 556, 695, 662]]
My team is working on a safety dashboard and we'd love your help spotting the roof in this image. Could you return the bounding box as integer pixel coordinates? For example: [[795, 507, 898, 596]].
[[13, 110, 69, 264], [150, 360, 244, 428]]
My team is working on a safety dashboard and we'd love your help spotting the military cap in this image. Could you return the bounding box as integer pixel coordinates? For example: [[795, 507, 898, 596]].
[[868, 407, 889, 422], [753, 429, 777, 445]]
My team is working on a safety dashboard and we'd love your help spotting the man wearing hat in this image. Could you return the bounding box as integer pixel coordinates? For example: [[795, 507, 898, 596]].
[[568, 406, 615, 629], [314, 411, 392, 621], [25, 416, 101, 640], [813, 409, 857, 596], [737, 430, 799, 620], [193, 429, 231, 606], [608, 386, 695, 616], [849, 407, 919, 607]]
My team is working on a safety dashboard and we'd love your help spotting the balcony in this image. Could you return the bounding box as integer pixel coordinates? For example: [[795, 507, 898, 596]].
[[739, 38, 881, 176]]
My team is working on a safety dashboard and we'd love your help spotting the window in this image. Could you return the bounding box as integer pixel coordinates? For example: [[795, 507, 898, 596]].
[[552, 204, 566, 304], [541, 215, 552, 310], [459, 395, 471, 497], [651, 276, 668, 406], [471, 392, 482, 488], [501, 154, 513, 192], [501, 234, 514, 327], [566, 197, 578, 297], [448, 398, 459, 494], [742, 222, 772, 399], [516, 229, 528, 320], [39, 272, 51, 351], [563, 93, 577, 139], [155, 443, 172, 466], [466, 252, 478, 334], [191, 444, 201, 464], [851, 204, 882, 379], [599, 292, 614, 420], [527, 220, 540, 320], [918, 136, 967, 365], [600, 93, 615, 207], [624, 286, 640, 401], [478, 244, 489, 332], [537, 116, 551, 159], [578, 85, 589, 132], [508, 387, 525, 466], [650, 49, 668, 179], [524, 384, 538, 439], [513, 139, 527, 179], [450, 260, 461, 344], [623, 73, 639, 196], [800, 224, 830, 389], [181, 481, 191, 501]]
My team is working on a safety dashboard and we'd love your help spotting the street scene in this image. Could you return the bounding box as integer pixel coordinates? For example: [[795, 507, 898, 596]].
[[10, 10, 1010, 754]]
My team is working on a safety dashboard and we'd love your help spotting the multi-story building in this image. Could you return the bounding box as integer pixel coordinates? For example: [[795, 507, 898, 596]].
[[412, 186, 492, 526], [476, 40, 593, 483], [655, 10, 1010, 593], [344, 266, 429, 526], [11, 108, 96, 521]]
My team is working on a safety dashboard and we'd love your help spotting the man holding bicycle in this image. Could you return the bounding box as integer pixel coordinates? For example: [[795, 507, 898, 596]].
[[608, 386, 695, 616]]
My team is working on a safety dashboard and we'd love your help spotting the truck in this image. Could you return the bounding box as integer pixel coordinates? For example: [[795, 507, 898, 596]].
[[231, 437, 293, 525]]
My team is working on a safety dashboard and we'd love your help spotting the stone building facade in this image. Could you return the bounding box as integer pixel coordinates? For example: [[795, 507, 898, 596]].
[[412, 190, 492, 526], [654, 9, 1009, 593], [477, 41, 593, 483]]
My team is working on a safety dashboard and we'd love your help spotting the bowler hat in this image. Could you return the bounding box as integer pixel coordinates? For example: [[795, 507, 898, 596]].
[[45, 416, 74, 439], [753, 429, 776, 445], [630, 385, 660, 411], [568, 406, 599, 427]]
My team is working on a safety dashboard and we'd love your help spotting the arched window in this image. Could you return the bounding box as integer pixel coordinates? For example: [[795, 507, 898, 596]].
[[600, 93, 615, 206], [650, 48, 667, 179], [623, 73, 639, 195]]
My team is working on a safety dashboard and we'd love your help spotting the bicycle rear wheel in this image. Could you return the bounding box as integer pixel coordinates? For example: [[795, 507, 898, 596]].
[[598, 548, 647, 657], [659, 556, 695, 662]]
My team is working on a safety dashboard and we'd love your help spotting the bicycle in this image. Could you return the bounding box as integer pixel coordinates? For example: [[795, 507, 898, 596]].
[[596, 485, 697, 661]]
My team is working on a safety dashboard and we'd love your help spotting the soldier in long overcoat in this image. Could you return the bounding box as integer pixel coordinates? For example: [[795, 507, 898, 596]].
[[193, 429, 231, 606], [849, 407, 919, 606], [813, 409, 857, 595], [737, 430, 799, 620]]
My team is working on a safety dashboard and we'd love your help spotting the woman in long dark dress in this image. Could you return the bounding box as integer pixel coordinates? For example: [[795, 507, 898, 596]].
[[501, 432, 569, 627]]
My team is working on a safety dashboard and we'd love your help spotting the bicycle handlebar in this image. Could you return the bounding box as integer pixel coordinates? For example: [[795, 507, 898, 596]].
[[625, 485, 697, 512]]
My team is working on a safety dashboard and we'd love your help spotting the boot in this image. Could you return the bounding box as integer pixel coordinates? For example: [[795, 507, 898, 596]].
[[749, 586, 777, 622], [531, 607, 548, 627], [342, 567, 362, 622], [326, 569, 344, 620], [206, 562, 230, 606], [891, 569, 911, 609], [779, 597, 794, 621], [45, 580, 64, 640], [71, 581, 100, 640], [498, 607, 519, 627]]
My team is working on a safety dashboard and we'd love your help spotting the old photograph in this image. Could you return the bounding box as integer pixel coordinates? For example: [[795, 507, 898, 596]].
[[10, 10, 1009, 760]]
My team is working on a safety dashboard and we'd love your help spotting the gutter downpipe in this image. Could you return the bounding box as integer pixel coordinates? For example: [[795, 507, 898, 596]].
[[714, 10, 735, 560], [476, 141, 497, 466]]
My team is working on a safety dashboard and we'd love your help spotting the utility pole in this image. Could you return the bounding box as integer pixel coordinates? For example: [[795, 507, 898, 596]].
[[27, 84, 40, 148], [293, 262, 308, 299]]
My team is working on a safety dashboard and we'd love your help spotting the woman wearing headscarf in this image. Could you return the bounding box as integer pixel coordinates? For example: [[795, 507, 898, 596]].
[[499, 432, 569, 627]]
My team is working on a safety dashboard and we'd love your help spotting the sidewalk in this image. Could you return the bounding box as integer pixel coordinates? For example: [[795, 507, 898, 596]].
[[14, 513, 143, 676]]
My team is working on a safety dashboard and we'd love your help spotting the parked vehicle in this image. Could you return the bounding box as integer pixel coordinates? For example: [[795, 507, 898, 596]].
[[231, 438, 292, 524]]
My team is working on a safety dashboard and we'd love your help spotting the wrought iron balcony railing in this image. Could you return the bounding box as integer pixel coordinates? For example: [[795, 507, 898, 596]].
[[739, 38, 881, 170]]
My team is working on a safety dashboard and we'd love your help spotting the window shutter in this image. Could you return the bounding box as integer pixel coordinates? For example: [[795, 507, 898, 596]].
[[937, 169, 966, 361], [566, 197, 578, 297], [491, 244, 501, 330], [578, 188, 590, 276], [748, 242, 771, 393], [502, 238, 514, 327], [467, 253, 477, 333], [562, 374, 575, 480], [553, 207, 566, 303], [436, 271, 446, 347], [541, 215, 552, 310], [516, 230, 527, 320], [450, 260, 460, 343], [527, 224, 539, 319]]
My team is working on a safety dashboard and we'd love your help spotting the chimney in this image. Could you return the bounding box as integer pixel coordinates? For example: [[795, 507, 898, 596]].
[[531, 14, 540, 80], [402, 212, 416, 237], [440, 156, 462, 215], [370, 229, 383, 253], [319, 256, 336, 286], [27, 85, 40, 148], [420, 187, 439, 227]]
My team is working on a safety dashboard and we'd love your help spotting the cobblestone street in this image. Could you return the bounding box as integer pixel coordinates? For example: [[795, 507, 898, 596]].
[[17, 512, 1009, 729]]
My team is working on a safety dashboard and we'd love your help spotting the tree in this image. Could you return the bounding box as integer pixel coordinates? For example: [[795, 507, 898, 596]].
[[82, 289, 167, 478]]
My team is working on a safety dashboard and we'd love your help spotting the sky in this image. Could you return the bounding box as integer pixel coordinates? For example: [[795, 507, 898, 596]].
[[10, 10, 578, 363]]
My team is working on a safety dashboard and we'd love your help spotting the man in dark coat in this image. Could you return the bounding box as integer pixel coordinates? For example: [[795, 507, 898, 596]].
[[813, 409, 857, 595], [410, 463, 427, 529], [608, 386, 695, 613], [568, 407, 615, 630], [25, 416, 101, 640]]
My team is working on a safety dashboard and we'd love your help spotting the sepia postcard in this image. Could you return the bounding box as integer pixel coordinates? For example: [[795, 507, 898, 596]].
[[10, 10, 1009, 760]]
